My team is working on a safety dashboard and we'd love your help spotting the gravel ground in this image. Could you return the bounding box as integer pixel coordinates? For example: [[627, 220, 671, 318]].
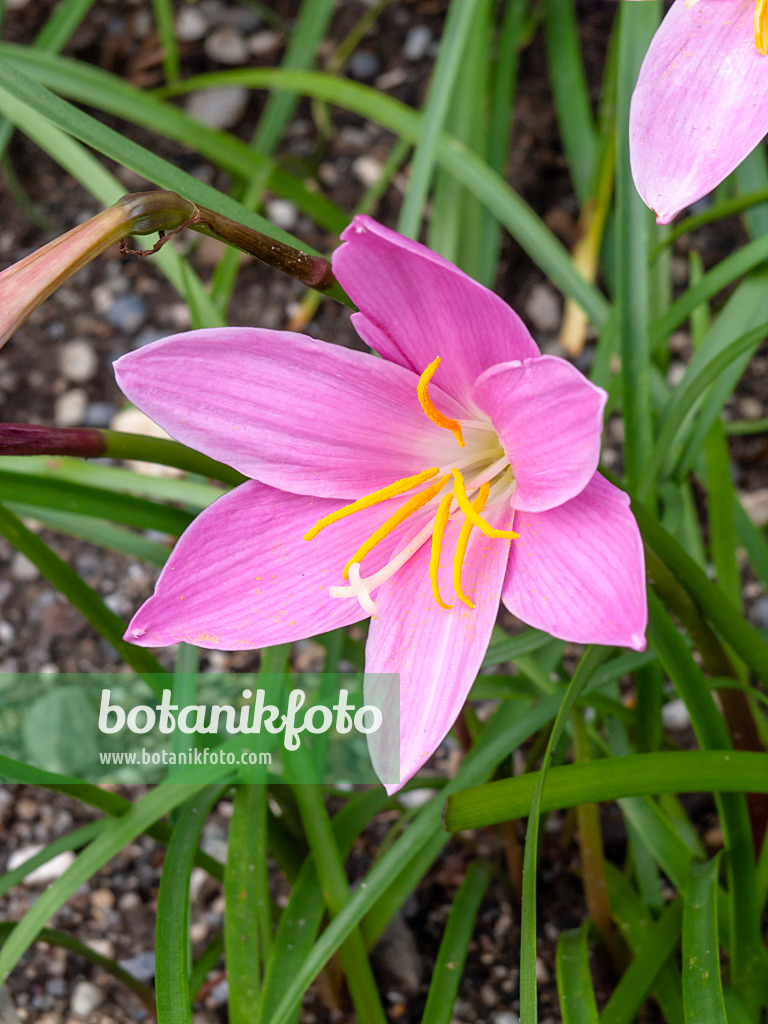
[[0, 0, 766, 1021]]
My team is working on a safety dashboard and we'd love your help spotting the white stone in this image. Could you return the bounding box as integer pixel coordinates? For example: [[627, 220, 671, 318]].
[[205, 26, 248, 65], [524, 284, 560, 332], [248, 30, 281, 56], [740, 487, 768, 527], [176, 5, 208, 41], [185, 87, 249, 130], [10, 552, 39, 582], [661, 697, 691, 730], [265, 199, 298, 231], [59, 340, 98, 383], [6, 845, 76, 884], [54, 388, 87, 427], [404, 25, 432, 61], [70, 980, 105, 1017], [353, 155, 383, 187]]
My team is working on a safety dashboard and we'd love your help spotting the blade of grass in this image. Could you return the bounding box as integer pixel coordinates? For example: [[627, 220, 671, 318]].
[[614, 0, 660, 495], [398, 0, 485, 238], [420, 861, 492, 1024], [555, 924, 599, 1024], [682, 857, 727, 1024], [599, 900, 683, 1024], [225, 785, 267, 1024], [156, 786, 226, 1024], [156, 67, 611, 325], [519, 646, 611, 1024]]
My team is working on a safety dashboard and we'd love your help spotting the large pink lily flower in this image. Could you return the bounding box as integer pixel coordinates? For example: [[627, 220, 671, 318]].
[[630, 0, 768, 223], [114, 216, 647, 791]]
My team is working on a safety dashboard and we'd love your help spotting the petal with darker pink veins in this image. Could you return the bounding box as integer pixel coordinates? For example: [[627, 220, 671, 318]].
[[502, 473, 647, 650], [630, 0, 768, 223], [125, 480, 429, 650], [334, 215, 539, 409], [115, 328, 461, 499]]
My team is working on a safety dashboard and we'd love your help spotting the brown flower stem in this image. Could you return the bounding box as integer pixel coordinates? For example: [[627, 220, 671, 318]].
[[116, 191, 350, 306], [0, 422, 245, 485], [0, 423, 107, 458]]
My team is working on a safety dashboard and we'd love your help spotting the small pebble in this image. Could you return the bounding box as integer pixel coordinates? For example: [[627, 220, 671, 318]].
[[11, 553, 40, 582], [70, 980, 105, 1018], [119, 950, 156, 983], [0, 620, 15, 644], [54, 388, 88, 427], [175, 5, 208, 41], [185, 87, 249, 130], [535, 956, 550, 984], [353, 155, 383, 187], [205, 26, 249, 65], [738, 395, 764, 419], [524, 284, 560, 333], [752, 595, 768, 629], [83, 401, 117, 428], [661, 697, 691, 730], [741, 487, 768, 527], [349, 50, 381, 80], [248, 30, 281, 56], [106, 294, 148, 333], [46, 979, 67, 998], [265, 199, 298, 231], [666, 362, 686, 388], [403, 25, 432, 61], [492, 1014, 520, 1024], [59, 339, 98, 383]]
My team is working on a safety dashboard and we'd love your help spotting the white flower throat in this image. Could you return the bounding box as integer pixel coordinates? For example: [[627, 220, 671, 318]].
[[304, 357, 518, 616]]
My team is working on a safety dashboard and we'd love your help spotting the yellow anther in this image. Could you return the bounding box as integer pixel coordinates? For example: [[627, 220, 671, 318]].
[[304, 467, 440, 542], [756, 0, 768, 53], [451, 469, 518, 540], [429, 494, 454, 609], [452, 482, 490, 609], [342, 474, 450, 579], [417, 357, 465, 448]]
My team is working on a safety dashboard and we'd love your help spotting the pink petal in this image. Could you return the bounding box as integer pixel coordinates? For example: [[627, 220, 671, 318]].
[[333, 216, 540, 408], [114, 328, 462, 499], [364, 504, 512, 792], [502, 473, 647, 651], [630, 0, 768, 224], [125, 480, 429, 650], [472, 356, 607, 512]]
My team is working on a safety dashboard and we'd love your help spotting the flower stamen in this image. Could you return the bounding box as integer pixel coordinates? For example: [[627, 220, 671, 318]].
[[342, 474, 450, 579], [453, 482, 490, 609], [303, 466, 439, 541], [430, 493, 454, 609], [756, 0, 768, 53], [451, 469, 518, 540], [417, 357, 465, 448]]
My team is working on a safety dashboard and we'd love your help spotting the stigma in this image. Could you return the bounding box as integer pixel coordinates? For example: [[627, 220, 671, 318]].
[[304, 357, 518, 615]]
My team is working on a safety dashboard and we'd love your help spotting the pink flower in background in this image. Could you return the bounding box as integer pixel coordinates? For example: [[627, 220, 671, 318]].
[[114, 216, 647, 791], [630, 0, 768, 223]]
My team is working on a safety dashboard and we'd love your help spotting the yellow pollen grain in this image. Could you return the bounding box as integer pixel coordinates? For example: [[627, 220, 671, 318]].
[[757, 0, 768, 53], [453, 481, 490, 609], [417, 357, 464, 448], [429, 493, 454, 609], [303, 466, 439, 541], [451, 469, 518, 539], [342, 474, 450, 579]]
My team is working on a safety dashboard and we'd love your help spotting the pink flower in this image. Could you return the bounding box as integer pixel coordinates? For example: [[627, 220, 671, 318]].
[[114, 216, 647, 791], [630, 0, 768, 223]]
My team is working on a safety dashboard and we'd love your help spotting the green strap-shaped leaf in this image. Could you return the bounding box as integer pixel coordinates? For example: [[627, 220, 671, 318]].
[[682, 857, 727, 1024], [556, 925, 599, 1024]]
